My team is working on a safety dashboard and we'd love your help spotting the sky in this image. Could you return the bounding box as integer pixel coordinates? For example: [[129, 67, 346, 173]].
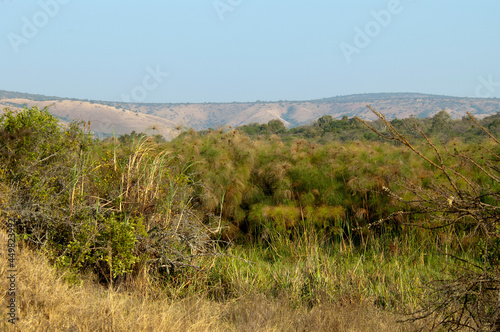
[[0, 0, 499, 103]]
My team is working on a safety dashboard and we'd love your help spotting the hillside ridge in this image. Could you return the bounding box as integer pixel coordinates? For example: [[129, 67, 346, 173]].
[[1, 89, 499, 139]]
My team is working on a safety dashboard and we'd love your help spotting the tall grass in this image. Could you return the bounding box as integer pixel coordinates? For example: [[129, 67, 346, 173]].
[[0, 230, 427, 331]]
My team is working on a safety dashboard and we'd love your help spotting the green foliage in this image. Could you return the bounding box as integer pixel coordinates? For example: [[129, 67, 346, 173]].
[[3, 104, 500, 322], [477, 230, 500, 268], [170, 127, 434, 242], [0, 106, 90, 183], [1, 106, 216, 288], [267, 119, 287, 134], [54, 213, 145, 283], [96, 214, 142, 279], [238, 111, 500, 144], [238, 119, 287, 136]]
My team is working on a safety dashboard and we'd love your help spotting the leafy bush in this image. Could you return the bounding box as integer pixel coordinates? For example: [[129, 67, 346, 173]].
[[0, 106, 219, 288], [57, 213, 145, 284]]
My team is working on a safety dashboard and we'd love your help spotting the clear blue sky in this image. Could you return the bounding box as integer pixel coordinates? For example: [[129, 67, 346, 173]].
[[1, 1, 499, 103]]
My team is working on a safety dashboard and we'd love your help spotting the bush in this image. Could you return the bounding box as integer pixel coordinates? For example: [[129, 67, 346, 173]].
[[0, 106, 219, 288], [358, 107, 500, 331], [57, 213, 145, 284]]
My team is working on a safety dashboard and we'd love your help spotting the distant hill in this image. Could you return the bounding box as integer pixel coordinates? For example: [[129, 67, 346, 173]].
[[1, 90, 499, 139], [0, 93, 180, 140]]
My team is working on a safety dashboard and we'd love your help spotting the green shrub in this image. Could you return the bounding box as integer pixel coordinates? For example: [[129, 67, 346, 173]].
[[1, 106, 217, 288], [60, 213, 145, 282]]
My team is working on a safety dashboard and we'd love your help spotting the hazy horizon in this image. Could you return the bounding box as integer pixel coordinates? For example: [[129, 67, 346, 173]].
[[3, 88, 498, 105]]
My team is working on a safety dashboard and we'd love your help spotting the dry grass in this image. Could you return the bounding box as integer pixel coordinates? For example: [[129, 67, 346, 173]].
[[0, 230, 425, 332], [218, 294, 415, 332]]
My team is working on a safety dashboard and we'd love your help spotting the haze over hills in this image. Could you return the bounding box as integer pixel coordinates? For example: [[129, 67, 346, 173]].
[[1, 90, 499, 139]]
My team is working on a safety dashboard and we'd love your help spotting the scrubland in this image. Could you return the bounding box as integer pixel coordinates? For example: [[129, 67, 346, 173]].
[[1, 106, 498, 331]]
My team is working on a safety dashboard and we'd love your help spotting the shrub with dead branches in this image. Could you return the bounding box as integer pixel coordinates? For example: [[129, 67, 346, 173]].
[[357, 107, 500, 331]]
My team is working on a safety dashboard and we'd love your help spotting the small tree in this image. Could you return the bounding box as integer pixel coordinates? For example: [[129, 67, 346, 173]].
[[317, 115, 334, 127], [267, 119, 287, 134]]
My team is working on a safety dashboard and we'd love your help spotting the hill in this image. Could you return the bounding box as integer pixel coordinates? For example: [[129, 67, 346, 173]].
[[1, 90, 499, 138]]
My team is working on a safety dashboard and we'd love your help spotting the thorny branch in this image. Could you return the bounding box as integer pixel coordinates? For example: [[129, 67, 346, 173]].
[[357, 107, 500, 331]]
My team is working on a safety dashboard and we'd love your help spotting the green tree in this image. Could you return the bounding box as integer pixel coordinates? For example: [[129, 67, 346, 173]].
[[267, 119, 287, 134], [430, 109, 452, 134], [317, 115, 334, 127]]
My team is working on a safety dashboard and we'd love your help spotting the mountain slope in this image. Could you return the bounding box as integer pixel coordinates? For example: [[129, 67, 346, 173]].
[[0, 97, 180, 139], [1, 90, 499, 139]]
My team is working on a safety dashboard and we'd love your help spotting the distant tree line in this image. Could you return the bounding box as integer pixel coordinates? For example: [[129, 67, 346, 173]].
[[237, 111, 500, 143]]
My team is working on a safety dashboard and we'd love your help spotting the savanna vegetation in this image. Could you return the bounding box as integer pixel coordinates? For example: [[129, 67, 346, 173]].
[[1, 105, 499, 331]]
